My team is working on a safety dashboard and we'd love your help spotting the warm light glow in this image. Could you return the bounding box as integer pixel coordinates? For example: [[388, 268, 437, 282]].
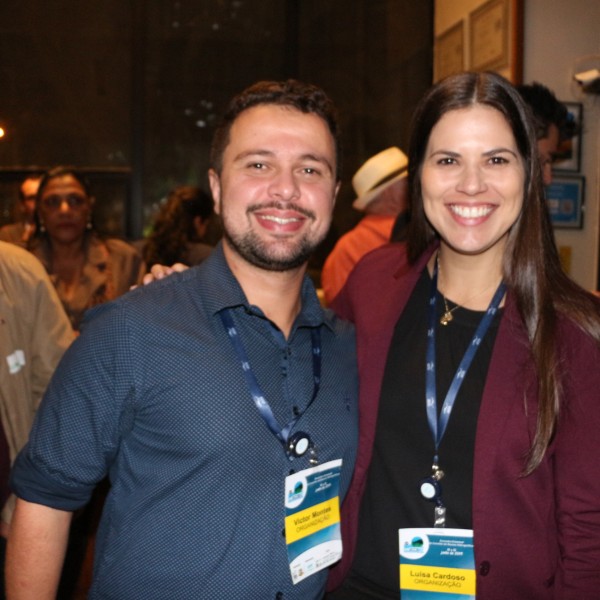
[[0, 127, 5, 138]]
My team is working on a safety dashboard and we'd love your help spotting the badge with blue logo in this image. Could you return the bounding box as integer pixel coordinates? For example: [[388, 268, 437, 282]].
[[284, 459, 342, 584], [399, 528, 475, 598]]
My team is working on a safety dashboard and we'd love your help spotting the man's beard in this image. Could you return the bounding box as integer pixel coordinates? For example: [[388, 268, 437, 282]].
[[223, 228, 322, 272], [222, 203, 327, 272]]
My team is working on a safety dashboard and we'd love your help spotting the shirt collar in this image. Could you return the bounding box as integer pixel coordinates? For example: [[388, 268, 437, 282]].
[[195, 242, 334, 333]]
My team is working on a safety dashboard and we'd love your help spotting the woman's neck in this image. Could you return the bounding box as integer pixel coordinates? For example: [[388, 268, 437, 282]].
[[48, 238, 87, 295], [431, 245, 504, 311]]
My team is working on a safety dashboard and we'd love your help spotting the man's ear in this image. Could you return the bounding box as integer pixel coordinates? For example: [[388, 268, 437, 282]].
[[208, 169, 221, 215], [333, 181, 341, 207]]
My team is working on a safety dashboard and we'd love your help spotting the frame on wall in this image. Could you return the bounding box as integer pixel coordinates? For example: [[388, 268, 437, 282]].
[[468, 0, 523, 83], [470, 0, 508, 71], [553, 102, 583, 173], [434, 20, 464, 82], [546, 175, 585, 229]]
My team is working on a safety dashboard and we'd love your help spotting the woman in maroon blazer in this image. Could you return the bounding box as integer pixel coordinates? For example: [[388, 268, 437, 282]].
[[327, 72, 600, 599]]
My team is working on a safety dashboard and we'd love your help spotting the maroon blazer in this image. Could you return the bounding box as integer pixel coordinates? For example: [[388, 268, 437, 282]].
[[328, 242, 600, 599]]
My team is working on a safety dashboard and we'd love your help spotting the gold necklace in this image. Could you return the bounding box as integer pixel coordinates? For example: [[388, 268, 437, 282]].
[[440, 296, 458, 326], [436, 255, 500, 326], [437, 256, 458, 326]]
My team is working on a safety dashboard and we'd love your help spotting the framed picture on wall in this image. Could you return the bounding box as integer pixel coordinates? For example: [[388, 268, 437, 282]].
[[470, 0, 509, 71], [434, 20, 464, 82], [552, 102, 583, 173], [546, 175, 585, 229], [468, 0, 523, 83]]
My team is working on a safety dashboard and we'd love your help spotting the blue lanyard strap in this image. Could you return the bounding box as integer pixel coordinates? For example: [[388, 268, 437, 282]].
[[219, 308, 321, 446], [426, 261, 506, 461]]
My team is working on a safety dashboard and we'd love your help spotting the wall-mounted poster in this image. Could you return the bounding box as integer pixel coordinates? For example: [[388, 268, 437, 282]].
[[546, 175, 585, 229]]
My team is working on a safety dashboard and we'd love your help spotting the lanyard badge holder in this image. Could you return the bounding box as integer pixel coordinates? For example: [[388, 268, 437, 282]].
[[220, 310, 341, 584], [220, 309, 321, 464], [422, 261, 506, 528]]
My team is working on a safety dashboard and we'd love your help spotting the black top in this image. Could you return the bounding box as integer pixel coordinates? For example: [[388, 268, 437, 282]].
[[347, 268, 502, 598]]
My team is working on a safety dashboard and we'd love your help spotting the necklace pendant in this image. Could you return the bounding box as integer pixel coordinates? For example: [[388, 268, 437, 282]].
[[440, 311, 453, 326]]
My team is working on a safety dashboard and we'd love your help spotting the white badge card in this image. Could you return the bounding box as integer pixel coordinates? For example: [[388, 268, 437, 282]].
[[284, 459, 343, 584], [399, 528, 475, 598]]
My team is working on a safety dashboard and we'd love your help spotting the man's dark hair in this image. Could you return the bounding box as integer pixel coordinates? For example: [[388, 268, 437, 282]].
[[209, 79, 342, 180], [517, 82, 578, 142], [143, 186, 213, 266]]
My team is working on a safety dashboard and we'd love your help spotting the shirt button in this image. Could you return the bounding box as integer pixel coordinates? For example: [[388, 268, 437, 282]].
[[479, 561, 491, 576], [275, 592, 284, 599]]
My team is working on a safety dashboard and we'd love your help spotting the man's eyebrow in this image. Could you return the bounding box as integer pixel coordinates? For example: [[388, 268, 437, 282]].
[[232, 149, 275, 162], [233, 149, 334, 174], [301, 153, 334, 174]]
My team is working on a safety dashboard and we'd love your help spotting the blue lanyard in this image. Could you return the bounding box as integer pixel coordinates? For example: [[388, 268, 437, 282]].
[[426, 261, 506, 465], [219, 308, 321, 447]]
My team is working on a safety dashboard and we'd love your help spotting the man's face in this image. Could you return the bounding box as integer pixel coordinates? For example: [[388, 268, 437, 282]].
[[538, 123, 560, 186], [20, 177, 41, 221], [209, 104, 339, 272]]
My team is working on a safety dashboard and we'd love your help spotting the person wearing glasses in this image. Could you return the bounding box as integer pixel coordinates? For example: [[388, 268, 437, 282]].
[[27, 166, 145, 330]]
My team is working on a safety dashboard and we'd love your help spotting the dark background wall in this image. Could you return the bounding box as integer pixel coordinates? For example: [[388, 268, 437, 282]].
[[0, 0, 433, 267]]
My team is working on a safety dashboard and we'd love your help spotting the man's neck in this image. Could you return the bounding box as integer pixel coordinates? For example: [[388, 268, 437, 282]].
[[223, 243, 306, 339]]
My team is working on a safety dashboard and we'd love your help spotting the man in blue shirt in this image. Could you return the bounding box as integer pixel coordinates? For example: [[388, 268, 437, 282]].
[[6, 80, 358, 600]]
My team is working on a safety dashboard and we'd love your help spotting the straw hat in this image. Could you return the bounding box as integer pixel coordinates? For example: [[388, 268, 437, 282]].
[[352, 147, 408, 210]]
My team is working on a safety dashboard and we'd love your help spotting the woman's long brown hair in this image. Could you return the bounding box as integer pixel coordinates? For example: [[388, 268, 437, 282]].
[[406, 71, 600, 474]]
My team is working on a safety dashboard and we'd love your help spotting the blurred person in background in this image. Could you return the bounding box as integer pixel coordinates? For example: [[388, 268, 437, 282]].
[[321, 147, 409, 304], [0, 241, 74, 599], [28, 166, 145, 330], [0, 174, 43, 247], [517, 82, 578, 186], [142, 185, 214, 268]]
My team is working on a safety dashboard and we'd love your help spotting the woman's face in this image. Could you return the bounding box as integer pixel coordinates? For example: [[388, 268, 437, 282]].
[[38, 175, 93, 246], [420, 105, 525, 261]]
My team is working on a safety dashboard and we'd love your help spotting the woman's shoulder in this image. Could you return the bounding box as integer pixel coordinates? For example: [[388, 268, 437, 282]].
[[103, 237, 143, 258], [350, 241, 410, 281], [0, 240, 50, 288]]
